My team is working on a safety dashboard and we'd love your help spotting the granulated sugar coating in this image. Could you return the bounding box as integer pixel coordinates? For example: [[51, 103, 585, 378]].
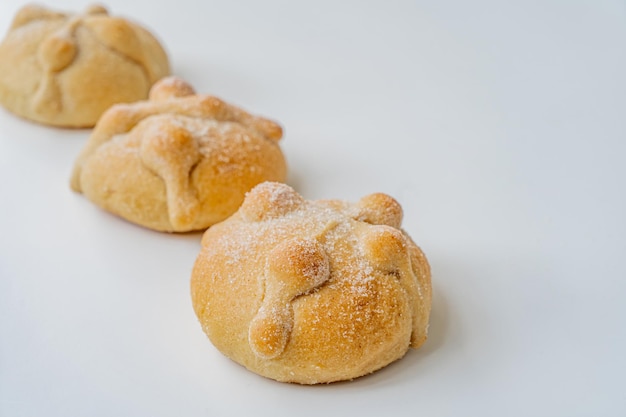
[[191, 182, 432, 384]]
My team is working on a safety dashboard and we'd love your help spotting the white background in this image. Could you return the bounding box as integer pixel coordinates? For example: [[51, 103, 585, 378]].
[[1, 1, 625, 415]]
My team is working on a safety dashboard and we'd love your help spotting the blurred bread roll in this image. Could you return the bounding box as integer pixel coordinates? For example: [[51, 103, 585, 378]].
[[71, 77, 287, 232], [0, 4, 170, 127]]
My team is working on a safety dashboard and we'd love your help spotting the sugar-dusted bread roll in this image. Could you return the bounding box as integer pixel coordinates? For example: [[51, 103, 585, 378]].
[[70, 77, 287, 232], [0, 4, 170, 127], [191, 182, 431, 384]]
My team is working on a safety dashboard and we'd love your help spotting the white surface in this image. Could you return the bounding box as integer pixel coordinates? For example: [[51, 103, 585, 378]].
[[1, 0, 625, 415]]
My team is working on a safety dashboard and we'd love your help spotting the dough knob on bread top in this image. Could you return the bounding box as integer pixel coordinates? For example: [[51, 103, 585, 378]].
[[191, 182, 432, 384]]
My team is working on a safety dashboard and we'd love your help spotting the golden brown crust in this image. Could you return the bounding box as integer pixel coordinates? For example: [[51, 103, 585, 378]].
[[0, 4, 170, 127], [191, 182, 432, 384], [70, 77, 287, 232]]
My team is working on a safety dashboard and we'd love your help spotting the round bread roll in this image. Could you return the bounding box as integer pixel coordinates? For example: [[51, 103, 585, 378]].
[[0, 4, 170, 127], [70, 77, 287, 232], [191, 182, 431, 384]]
